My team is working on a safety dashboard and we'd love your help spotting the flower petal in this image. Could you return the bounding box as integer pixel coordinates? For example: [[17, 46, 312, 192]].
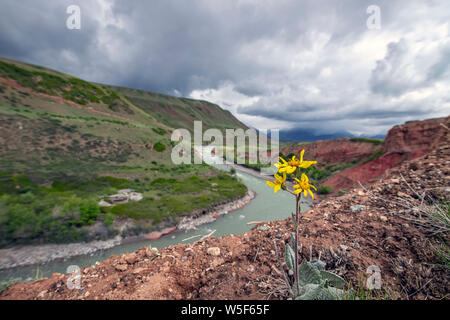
[[301, 173, 308, 182], [299, 161, 317, 168], [274, 184, 281, 193], [266, 181, 276, 188], [286, 166, 296, 174]]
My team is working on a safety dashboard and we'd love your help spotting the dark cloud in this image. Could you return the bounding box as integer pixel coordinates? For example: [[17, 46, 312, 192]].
[[0, 0, 448, 136]]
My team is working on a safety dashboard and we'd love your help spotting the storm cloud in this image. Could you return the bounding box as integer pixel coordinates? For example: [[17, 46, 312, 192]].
[[0, 0, 448, 136]]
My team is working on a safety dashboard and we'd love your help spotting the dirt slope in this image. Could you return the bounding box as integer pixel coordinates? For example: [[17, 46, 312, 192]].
[[1, 133, 448, 300], [323, 116, 449, 191], [280, 138, 380, 166]]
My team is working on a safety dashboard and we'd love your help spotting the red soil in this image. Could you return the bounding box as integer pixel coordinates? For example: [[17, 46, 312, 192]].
[[280, 138, 379, 166], [281, 116, 449, 192], [322, 117, 449, 191], [1, 141, 448, 300]]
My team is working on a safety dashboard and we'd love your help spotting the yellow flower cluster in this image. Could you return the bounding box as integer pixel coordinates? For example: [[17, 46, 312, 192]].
[[266, 149, 317, 199], [275, 150, 317, 174]]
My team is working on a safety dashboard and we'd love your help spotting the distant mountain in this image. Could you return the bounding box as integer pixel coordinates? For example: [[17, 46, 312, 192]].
[[278, 127, 385, 142]]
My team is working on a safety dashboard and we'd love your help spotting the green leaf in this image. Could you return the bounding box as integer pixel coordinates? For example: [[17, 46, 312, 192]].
[[296, 284, 346, 300], [318, 287, 346, 300], [296, 283, 322, 300], [298, 260, 322, 286], [319, 270, 346, 289], [308, 259, 326, 270], [290, 233, 295, 249], [285, 244, 295, 271], [291, 213, 298, 228]]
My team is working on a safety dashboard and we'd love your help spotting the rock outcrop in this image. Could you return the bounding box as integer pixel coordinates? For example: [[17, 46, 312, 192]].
[[322, 116, 449, 191], [383, 117, 449, 154], [280, 138, 380, 166]]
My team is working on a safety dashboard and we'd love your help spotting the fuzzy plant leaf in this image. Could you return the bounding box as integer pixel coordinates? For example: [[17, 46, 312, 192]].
[[295, 283, 322, 300], [291, 213, 298, 229], [308, 259, 326, 270], [319, 270, 346, 289], [298, 260, 322, 286], [285, 244, 295, 271], [318, 286, 347, 300], [295, 283, 346, 300]]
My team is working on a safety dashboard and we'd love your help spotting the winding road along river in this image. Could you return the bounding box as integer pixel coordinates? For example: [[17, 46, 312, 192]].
[[0, 163, 310, 284]]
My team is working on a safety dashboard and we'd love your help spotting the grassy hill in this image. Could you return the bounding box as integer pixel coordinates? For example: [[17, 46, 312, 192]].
[[0, 57, 248, 246]]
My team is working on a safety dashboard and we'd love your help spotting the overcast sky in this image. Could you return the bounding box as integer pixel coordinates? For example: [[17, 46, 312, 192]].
[[0, 0, 449, 136]]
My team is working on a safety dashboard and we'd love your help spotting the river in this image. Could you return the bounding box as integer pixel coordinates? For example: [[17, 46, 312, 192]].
[[0, 162, 310, 284]]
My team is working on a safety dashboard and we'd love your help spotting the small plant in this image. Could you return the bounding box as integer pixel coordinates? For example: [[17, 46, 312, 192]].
[[153, 142, 166, 152], [362, 149, 384, 164], [287, 259, 346, 299], [152, 127, 166, 135], [349, 137, 384, 145], [0, 278, 22, 293], [267, 149, 346, 299], [318, 185, 334, 195]]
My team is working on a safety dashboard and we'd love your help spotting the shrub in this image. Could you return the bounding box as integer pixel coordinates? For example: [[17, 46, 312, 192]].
[[349, 137, 384, 145], [80, 199, 100, 225], [152, 127, 166, 135], [153, 142, 166, 152], [103, 212, 115, 227], [362, 149, 385, 164], [318, 185, 334, 194]]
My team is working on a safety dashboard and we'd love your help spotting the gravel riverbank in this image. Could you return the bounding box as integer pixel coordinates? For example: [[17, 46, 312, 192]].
[[0, 189, 255, 270]]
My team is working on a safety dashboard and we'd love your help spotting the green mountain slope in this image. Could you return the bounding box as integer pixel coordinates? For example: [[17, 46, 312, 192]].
[[0, 57, 247, 180], [113, 85, 248, 132], [0, 57, 248, 246]]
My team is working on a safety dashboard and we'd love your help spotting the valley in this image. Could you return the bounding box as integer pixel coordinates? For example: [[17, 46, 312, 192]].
[[0, 57, 448, 301], [0, 57, 248, 248]]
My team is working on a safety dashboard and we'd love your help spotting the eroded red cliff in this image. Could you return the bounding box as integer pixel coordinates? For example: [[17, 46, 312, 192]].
[[322, 116, 449, 191]]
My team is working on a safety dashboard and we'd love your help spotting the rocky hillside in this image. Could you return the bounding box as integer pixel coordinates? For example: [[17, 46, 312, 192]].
[[323, 116, 449, 191], [280, 138, 382, 167], [1, 118, 448, 300], [280, 116, 449, 193]]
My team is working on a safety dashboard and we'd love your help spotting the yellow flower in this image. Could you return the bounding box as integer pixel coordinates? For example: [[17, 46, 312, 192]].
[[266, 172, 286, 193], [276, 149, 317, 174], [293, 173, 317, 199]]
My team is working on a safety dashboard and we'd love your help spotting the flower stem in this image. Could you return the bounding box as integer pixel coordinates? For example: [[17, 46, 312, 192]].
[[294, 194, 300, 296]]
